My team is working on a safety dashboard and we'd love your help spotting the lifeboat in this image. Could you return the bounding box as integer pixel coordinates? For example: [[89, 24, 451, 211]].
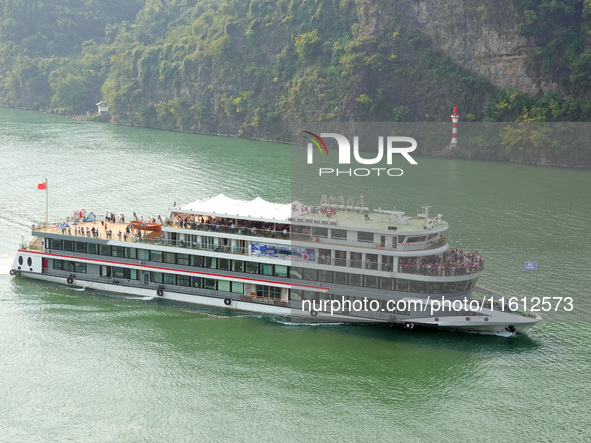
[[130, 221, 162, 232]]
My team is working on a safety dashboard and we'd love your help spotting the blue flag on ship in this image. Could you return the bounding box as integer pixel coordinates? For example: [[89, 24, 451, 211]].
[[524, 261, 538, 271]]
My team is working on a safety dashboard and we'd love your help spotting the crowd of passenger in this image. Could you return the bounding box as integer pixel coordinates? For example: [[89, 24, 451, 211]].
[[53, 210, 152, 242], [62, 221, 142, 242], [399, 249, 484, 273], [168, 214, 290, 238]]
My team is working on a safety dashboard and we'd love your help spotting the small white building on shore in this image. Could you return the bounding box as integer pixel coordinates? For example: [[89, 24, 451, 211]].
[[96, 101, 108, 114]]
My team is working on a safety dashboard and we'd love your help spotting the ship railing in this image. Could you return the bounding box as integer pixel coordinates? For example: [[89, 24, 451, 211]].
[[124, 236, 250, 255], [291, 235, 446, 251], [35, 226, 256, 256], [168, 222, 291, 240], [316, 257, 388, 271], [398, 262, 484, 277], [157, 239, 249, 255]]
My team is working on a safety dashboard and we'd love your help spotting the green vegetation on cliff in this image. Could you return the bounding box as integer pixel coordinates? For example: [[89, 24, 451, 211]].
[[0, 0, 590, 165]]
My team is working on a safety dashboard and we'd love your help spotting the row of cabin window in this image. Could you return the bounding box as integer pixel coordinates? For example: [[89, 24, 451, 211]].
[[310, 227, 376, 242], [51, 258, 252, 295], [47, 239, 289, 277], [291, 268, 476, 293], [141, 273, 281, 299], [309, 227, 437, 244], [148, 274, 279, 299], [149, 272, 245, 293], [52, 259, 87, 273]]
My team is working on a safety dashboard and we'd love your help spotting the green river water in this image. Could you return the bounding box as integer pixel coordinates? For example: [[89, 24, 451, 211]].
[[0, 108, 590, 442]]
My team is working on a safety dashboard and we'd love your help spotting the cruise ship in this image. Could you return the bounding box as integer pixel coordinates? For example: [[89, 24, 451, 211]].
[[11, 194, 541, 334]]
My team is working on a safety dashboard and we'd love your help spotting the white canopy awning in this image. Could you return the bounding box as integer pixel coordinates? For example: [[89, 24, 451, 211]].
[[172, 194, 292, 222]]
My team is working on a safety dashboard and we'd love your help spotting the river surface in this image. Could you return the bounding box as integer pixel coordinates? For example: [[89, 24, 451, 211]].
[[0, 108, 590, 442]]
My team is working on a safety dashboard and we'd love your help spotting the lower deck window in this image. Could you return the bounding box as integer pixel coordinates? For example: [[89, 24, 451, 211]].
[[111, 246, 125, 257], [274, 265, 288, 278], [112, 267, 138, 280], [349, 274, 362, 286], [150, 250, 163, 263], [256, 286, 281, 300], [53, 259, 75, 272], [48, 238, 62, 250], [318, 270, 333, 283], [177, 275, 191, 287], [177, 254, 190, 266], [245, 262, 258, 274], [290, 289, 302, 300], [334, 272, 347, 285], [380, 277, 394, 290], [217, 280, 231, 292], [364, 275, 378, 288]]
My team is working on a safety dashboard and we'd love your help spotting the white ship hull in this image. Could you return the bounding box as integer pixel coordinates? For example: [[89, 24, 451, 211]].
[[13, 267, 539, 334], [11, 194, 542, 336]]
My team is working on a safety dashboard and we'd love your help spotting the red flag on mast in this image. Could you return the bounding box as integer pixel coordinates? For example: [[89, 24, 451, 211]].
[[37, 182, 46, 190]]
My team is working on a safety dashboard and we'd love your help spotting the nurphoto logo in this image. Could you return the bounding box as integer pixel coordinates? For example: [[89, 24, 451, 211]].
[[303, 132, 418, 177]]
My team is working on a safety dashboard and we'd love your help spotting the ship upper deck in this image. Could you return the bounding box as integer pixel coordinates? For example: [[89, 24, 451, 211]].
[[33, 220, 161, 243], [172, 194, 448, 235], [292, 210, 448, 234]]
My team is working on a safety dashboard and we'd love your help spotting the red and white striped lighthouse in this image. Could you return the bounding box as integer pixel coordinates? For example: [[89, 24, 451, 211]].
[[450, 106, 460, 145]]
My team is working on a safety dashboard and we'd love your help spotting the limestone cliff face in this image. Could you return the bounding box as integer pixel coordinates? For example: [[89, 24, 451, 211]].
[[363, 0, 556, 97], [412, 0, 553, 95]]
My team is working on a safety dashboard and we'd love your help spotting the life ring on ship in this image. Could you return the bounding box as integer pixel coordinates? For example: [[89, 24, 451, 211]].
[[310, 310, 318, 317], [376, 244, 381, 250], [250, 292, 255, 296], [224, 298, 232, 306], [67, 276, 74, 284], [157, 289, 164, 297]]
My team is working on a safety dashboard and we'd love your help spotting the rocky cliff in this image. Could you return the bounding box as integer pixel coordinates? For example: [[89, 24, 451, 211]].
[[413, 0, 550, 95]]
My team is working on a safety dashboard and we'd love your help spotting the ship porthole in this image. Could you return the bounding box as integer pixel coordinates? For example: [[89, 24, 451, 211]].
[[484, 317, 489, 322], [9, 269, 15, 276], [27, 257, 32, 266], [434, 317, 439, 322], [224, 298, 232, 306], [310, 310, 318, 317], [18, 256, 23, 265], [465, 317, 470, 321], [157, 289, 164, 297], [67, 277, 74, 284]]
